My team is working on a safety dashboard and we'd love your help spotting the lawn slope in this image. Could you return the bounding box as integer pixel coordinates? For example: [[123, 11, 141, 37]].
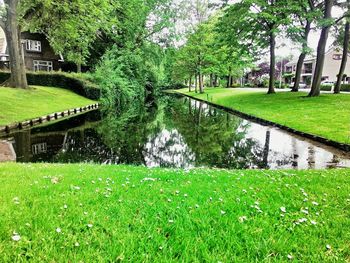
[[177, 88, 350, 144], [0, 163, 349, 261], [0, 86, 96, 126]]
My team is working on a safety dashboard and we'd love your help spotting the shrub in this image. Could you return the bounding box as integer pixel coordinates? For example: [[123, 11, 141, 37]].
[[0, 71, 100, 100], [320, 85, 332, 91], [340, 84, 350, 92]]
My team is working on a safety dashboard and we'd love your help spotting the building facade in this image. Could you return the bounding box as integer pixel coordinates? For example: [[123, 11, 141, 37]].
[[284, 47, 350, 84], [0, 29, 62, 72]]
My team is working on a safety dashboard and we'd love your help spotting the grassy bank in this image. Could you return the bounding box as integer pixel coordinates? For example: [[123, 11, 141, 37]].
[[177, 88, 350, 144], [0, 163, 349, 261], [0, 86, 96, 126]]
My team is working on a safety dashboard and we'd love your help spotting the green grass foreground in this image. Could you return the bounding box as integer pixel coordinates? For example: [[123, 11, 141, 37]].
[[0, 86, 96, 126], [0, 163, 349, 261], [177, 88, 350, 144]]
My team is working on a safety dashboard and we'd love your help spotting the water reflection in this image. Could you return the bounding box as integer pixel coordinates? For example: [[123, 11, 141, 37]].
[[2, 95, 350, 169]]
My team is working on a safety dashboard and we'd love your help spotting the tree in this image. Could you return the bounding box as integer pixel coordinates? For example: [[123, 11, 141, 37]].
[[218, 0, 290, 94], [23, 0, 115, 72], [309, 0, 334, 97], [334, 0, 350, 94], [286, 0, 318, 92], [0, 0, 28, 88]]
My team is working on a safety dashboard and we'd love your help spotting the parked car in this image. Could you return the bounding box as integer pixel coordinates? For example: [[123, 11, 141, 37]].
[[321, 80, 335, 86], [289, 82, 307, 89]]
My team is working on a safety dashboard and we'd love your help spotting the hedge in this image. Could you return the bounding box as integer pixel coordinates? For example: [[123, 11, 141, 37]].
[[0, 71, 100, 100], [341, 84, 350, 92], [320, 85, 332, 91]]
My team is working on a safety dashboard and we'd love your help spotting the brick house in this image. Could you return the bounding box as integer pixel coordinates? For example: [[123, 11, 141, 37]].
[[0, 28, 62, 72]]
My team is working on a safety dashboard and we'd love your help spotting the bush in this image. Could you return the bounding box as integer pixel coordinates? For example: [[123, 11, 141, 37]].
[[275, 81, 288, 89], [340, 84, 350, 92], [320, 85, 332, 91], [0, 71, 100, 100]]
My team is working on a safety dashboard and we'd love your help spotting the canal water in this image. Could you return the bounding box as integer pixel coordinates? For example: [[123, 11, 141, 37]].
[[1, 95, 350, 169]]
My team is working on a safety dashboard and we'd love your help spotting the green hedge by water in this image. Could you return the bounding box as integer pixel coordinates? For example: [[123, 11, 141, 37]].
[[0, 71, 100, 100]]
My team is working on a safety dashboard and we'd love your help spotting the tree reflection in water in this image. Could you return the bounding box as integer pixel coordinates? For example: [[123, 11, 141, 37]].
[[8, 95, 296, 168]]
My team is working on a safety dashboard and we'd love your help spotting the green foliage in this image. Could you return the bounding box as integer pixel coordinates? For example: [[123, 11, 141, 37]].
[[340, 84, 350, 92], [22, 0, 116, 67], [172, 13, 252, 88], [93, 44, 164, 109], [320, 85, 333, 91]]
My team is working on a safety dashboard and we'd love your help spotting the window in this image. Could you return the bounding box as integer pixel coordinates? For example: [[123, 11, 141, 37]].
[[333, 54, 342, 60], [26, 40, 41, 52], [32, 143, 47, 155], [33, 60, 53, 71]]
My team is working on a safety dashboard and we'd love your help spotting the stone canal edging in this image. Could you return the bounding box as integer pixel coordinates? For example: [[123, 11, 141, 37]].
[[173, 92, 350, 153], [0, 103, 100, 135], [0, 140, 16, 162]]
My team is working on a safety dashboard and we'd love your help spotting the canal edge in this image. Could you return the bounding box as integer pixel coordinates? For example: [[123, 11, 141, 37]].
[[169, 91, 350, 153], [0, 103, 100, 136]]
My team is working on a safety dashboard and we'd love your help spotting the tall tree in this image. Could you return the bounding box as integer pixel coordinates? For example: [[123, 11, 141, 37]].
[[1, 0, 28, 88], [334, 0, 350, 94], [335, 21, 350, 93], [287, 0, 318, 92], [309, 0, 334, 97]]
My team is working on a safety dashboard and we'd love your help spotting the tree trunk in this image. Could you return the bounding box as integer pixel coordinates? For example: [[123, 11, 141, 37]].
[[199, 73, 204, 93], [334, 21, 350, 94], [4, 0, 28, 88], [268, 31, 276, 94], [189, 75, 192, 92], [292, 20, 311, 92], [194, 74, 198, 93], [226, 75, 230, 88], [214, 75, 218, 87], [309, 0, 334, 97]]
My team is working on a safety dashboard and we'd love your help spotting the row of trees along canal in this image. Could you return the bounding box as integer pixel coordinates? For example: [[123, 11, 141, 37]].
[[172, 0, 350, 97]]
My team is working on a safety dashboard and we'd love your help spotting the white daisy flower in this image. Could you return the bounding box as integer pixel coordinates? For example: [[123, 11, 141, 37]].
[[12, 233, 21, 241], [239, 216, 247, 223]]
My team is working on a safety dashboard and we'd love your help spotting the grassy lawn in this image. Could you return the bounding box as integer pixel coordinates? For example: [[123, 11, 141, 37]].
[[0, 86, 96, 126], [0, 163, 349, 261], [177, 88, 350, 145]]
